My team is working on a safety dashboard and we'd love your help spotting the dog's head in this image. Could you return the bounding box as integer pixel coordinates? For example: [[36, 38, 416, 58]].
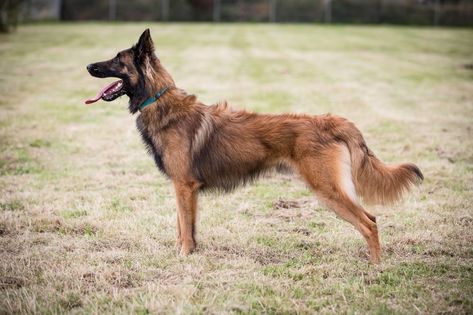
[[86, 29, 168, 113]]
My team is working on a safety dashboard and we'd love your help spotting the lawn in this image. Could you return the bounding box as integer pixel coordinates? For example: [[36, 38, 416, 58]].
[[0, 23, 472, 314]]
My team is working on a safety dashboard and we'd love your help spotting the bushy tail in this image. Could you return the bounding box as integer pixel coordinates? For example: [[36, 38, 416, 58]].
[[334, 118, 423, 205], [351, 147, 423, 205]]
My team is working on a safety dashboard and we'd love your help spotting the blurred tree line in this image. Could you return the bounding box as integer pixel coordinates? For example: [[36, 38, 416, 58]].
[[2, 0, 472, 30], [58, 0, 473, 26], [0, 0, 23, 32]]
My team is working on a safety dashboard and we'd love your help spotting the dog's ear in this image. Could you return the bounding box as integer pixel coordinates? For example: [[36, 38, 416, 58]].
[[135, 28, 155, 60]]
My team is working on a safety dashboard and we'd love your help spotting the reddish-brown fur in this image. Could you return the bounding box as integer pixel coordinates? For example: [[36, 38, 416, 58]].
[[87, 29, 423, 263]]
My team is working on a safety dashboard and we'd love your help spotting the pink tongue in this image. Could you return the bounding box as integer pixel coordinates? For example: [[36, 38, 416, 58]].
[[85, 80, 122, 105]]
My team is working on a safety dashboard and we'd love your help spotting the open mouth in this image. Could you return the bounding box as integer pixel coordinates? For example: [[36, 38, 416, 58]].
[[85, 80, 126, 105]]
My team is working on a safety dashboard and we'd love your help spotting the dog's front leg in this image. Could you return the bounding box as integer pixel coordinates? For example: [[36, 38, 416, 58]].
[[173, 180, 199, 255], [176, 214, 182, 248]]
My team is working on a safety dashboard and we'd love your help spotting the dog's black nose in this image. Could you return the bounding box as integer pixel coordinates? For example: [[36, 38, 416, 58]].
[[87, 63, 99, 75]]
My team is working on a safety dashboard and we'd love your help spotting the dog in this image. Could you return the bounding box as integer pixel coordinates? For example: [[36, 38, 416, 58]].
[[86, 29, 423, 263]]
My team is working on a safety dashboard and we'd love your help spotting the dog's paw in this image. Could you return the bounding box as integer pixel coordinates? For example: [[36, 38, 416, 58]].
[[179, 241, 196, 256]]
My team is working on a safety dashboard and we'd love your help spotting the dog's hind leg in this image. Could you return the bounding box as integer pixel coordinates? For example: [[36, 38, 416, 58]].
[[296, 145, 381, 263], [364, 209, 377, 223], [317, 194, 381, 263], [173, 180, 199, 255]]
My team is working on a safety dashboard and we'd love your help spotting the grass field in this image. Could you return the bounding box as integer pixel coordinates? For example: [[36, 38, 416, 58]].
[[0, 23, 472, 314]]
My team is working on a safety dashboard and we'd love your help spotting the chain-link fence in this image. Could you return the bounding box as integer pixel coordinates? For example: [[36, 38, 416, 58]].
[[22, 0, 473, 26]]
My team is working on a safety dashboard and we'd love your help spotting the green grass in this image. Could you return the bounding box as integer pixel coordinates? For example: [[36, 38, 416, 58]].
[[1, 22, 472, 314]]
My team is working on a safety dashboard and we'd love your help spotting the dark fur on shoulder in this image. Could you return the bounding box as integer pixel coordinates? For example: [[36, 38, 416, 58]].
[[86, 29, 423, 263]]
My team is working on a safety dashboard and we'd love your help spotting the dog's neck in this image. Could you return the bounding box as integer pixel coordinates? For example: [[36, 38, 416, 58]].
[[135, 60, 199, 130], [138, 86, 173, 111], [138, 87, 198, 131], [129, 58, 176, 114]]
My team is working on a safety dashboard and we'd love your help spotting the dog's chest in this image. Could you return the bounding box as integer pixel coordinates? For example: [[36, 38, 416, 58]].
[[136, 115, 168, 176]]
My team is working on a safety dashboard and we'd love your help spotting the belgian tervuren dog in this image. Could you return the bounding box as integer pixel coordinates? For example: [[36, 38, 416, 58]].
[[86, 29, 423, 263]]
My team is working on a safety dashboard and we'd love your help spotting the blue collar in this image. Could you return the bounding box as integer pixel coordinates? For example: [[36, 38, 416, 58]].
[[139, 87, 171, 111]]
